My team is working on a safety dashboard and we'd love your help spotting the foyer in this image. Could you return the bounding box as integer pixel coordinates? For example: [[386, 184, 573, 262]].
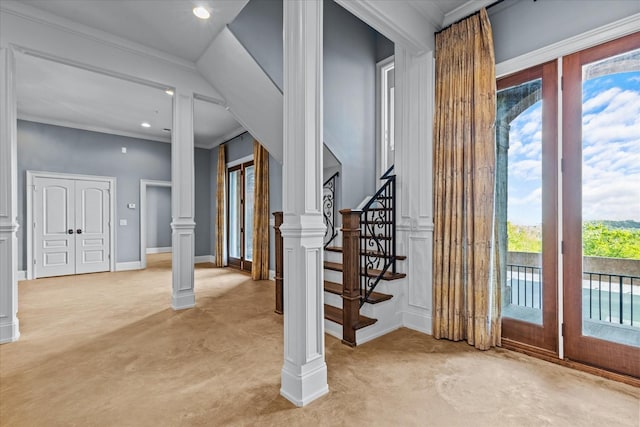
[[0, 255, 637, 426]]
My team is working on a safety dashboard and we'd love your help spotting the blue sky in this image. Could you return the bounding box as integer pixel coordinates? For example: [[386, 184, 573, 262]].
[[507, 71, 640, 226]]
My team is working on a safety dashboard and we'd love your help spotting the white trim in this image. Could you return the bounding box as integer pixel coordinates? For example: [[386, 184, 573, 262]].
[[116, 261, 142, 271], [442, 0, 495, 28], [376, 56, 395, 179], [403, 309, 433, 335], [139, 179, 171, 269], [496, 13, 640, 78], [26, 170, 116, 280], [17, 271, 26, 281], [146, 247, 171, 254], [194, 255, 214, 264], [19, 114, 171, 144], [226, 154, 254, 168], [0, 0, 197, 71]]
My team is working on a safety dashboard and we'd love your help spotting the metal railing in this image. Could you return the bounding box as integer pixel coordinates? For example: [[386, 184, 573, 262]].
[[323, 171, 339, 248], [507, 263, 639, 327], [584, 272, 639, 327], [507, 264, 542, 309], [360, 165, 396, 306]]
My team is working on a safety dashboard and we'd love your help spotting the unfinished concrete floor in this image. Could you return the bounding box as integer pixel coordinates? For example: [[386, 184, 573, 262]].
[[1, 254, 638, 426]]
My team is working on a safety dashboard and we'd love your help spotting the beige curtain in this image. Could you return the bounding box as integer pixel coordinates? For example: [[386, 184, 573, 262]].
[[251, 140, 270, 280], [432, 8, 500, 350], [215, 145, 226, 267]]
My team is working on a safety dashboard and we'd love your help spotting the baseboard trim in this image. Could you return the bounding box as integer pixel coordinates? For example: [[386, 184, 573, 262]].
[[0, 320, 20, 344], [146, 247, 171, 254], [116, 261, 142, 271], [194, 255, 215, 264], [357, 323, 402, 346], [269, 269, 275, 280], [501, 338, 640, 388], [402, 309, 432, 335], [17, 271, 26, 281]]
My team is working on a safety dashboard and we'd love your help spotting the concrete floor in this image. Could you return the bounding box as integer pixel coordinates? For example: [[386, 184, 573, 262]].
[[1, 254, 638, 426]]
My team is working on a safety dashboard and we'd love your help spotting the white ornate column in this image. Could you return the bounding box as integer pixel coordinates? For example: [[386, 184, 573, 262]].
[[0, 47, 20, 343], [395, 47, 434, 335], [171, 92, 196, 310], [280, 0, 328, 407]]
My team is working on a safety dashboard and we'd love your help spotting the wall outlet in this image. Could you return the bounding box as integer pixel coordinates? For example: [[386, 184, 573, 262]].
[[119, 219, 127, 226], [127, 203, 136, 209], [121, 147, 127, 153]]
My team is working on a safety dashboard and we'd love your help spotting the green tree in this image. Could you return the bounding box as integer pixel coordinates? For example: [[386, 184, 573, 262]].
[[582, 222, 640, 259]]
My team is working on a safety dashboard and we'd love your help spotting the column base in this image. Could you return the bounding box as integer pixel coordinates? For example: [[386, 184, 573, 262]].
[[280, 360, 329, 407], [0, 319, 20, 344], [172, 292, 195, 310]]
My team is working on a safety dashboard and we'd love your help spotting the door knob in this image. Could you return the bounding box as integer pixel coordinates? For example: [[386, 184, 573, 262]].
[[68, 229, 74, 234], [76, 229, 83, 234]]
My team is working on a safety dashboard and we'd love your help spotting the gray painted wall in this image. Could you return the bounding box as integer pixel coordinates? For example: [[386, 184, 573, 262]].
[[375, 32, 394, 62], [489, 0, 640, 63], [229, 0, 284, 92], [230, 0, 378, 209], [146, 185, 171, 249], [17, 120, 212, 269], [210, 132, 282, 271]]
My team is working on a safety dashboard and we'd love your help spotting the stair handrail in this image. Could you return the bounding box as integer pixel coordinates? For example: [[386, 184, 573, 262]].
[[323, 171, 340, 248], [360, 165, 396, 306]]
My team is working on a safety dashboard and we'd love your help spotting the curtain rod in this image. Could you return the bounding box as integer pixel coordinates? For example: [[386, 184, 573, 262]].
[[220, 130, 249, 146], [434, 0, 503, 35]]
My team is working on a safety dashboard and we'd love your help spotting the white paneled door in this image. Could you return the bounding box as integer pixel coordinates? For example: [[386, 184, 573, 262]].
[[34, 176, 111, 278]]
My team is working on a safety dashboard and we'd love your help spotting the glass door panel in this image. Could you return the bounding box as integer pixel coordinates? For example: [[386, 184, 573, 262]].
[[244, 165, 255, 265], [498, 61, 558, 354], [228, 166, 242, 269], [563, 32, 640, 377]]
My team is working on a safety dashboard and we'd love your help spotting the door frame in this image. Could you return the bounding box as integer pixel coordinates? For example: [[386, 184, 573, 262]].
[[139, 179, 171, 269], [26, 170, 116, 279], [226, 155, 253, 272]]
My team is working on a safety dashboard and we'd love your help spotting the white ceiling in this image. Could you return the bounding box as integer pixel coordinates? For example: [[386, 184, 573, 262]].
[[18, 0, 249, 63], [16, 53, 243, 148], [12, 0, 488, 150]]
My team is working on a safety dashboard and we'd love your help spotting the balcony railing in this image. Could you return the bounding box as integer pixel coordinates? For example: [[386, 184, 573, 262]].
[[506, 263, 639, 327]]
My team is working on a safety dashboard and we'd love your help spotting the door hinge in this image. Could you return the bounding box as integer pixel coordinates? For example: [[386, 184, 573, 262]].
[[33, 222, 36, 229], [561, 76, 563, 91], [560, 158, 565, 173], [33, 259, 36, 265], [561, 323, 565, 336], [561, 241, 564, 254]]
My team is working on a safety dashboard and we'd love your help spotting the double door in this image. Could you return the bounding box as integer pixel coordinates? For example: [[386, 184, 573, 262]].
[[228, 161, 254, 272], [34, 176, 111, 278], [498, 32, 639, 378]]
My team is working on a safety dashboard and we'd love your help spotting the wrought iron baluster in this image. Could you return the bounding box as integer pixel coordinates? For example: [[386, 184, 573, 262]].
[[322, 172, 339, 248]]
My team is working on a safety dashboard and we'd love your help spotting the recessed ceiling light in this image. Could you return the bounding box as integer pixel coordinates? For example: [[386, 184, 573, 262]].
[[141, 122, 151, 128], [193, 6, 210, 20], [165, 89, 174, 96]]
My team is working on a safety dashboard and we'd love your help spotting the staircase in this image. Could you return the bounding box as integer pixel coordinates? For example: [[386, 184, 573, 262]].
[[274, 166, 407, 346]]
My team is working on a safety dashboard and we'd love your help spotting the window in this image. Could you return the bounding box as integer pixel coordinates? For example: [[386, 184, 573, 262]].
[[377, 57, 395, 176]]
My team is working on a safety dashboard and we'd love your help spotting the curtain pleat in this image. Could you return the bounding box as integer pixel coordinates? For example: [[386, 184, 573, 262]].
[[251, 140, 270, 280], [433, 8, 500, 350], [215, 145, 226, 267]]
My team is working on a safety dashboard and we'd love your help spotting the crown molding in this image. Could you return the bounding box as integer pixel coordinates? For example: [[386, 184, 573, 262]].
[[496, 13, 640, 78], [0, 0, 197, 72], [18, 114, 171, 144], [442, 0, 495, 28], [201, 125, 246, 149], [407, 1, 444, 30]]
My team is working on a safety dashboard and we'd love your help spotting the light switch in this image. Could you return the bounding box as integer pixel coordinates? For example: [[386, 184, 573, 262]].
[[128, 203, 136, 209], [121, 147, 127, 153], [119, 219, 127, 226]]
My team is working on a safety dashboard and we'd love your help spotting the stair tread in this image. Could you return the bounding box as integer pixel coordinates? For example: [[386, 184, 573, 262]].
[[325, 246, 406, 260], [324, 261, 406, 281], [323, 281, 393, 304], [324, 304, 377, 329]]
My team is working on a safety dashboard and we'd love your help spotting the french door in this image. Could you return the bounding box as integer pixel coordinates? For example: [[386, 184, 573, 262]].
[[227, 160, 254, 272], [563, 32, 640, 377], [497, 61, 558, 354]]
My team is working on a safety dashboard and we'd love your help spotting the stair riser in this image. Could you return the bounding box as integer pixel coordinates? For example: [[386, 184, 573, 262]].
[[324, 269, 343, 284], [324, 291, 343, 309], [323, 250, 342, 264]]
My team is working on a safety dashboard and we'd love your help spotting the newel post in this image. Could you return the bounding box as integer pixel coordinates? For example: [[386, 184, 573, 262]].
[[273, 211, 283, 314], [340, 209, 361, 347]]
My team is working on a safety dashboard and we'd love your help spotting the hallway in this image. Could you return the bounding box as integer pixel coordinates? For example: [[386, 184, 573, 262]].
[[0, 255, 638, 426]]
